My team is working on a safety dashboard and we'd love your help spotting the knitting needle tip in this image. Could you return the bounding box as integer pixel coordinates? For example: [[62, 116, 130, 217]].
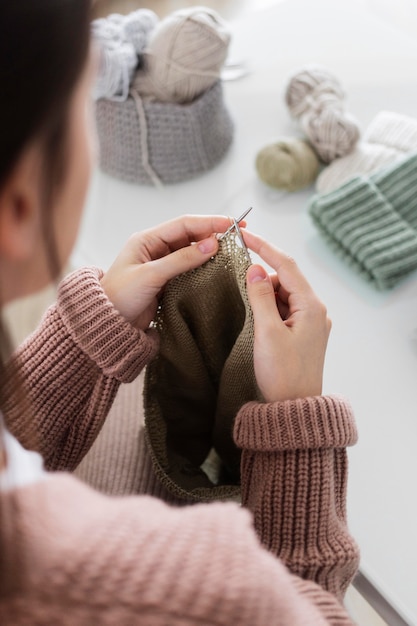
[[218, 207, 253, 240]]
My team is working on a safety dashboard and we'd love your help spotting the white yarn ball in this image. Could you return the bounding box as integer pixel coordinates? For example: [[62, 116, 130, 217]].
[[123, 9, 159, 55], [92, 10, 158, 101]]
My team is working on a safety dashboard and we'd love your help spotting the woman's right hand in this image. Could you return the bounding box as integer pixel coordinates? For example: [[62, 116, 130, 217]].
[[243, 230, 332, 403]]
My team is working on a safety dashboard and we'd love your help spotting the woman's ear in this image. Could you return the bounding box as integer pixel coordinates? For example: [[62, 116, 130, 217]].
[[0, 143, 43, 263]]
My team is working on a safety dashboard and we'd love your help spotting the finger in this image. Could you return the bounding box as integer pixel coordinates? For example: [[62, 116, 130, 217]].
[[276, 294, 290, 320], [246, 264, 285, 325], [135, 214, 234, 260], [267, 274, 290, 318], [140, 235, 220, 288], [242, 230, 314, 303]]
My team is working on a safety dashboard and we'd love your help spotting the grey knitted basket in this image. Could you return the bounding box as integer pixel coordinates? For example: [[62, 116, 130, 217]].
[[95, 80, 234, 185]]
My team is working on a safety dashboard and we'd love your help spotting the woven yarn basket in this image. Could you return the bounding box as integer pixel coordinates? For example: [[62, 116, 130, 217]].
[[95, 80, 234, 184]]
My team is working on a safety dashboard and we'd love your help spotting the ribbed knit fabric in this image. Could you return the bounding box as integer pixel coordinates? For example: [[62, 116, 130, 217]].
[[2, 266, 359, 624], [309, 151, 417, 289], [234, 396, 359, 601], [366, 110, 417, 152], [3, 266, 158, 470], [317, 110, 417, 193]]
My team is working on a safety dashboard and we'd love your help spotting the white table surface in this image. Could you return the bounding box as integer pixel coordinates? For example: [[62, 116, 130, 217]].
[[74, 1, 417, 623]]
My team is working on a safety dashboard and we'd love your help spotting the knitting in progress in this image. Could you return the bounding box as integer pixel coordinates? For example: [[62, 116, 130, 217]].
[[317, 110, 417, 193], [92, 7, 234, 185], [309, 151, 417, 289], [255, 137, 320, 191], [285, 65, 360, 163], [144, 229, 261, 501]]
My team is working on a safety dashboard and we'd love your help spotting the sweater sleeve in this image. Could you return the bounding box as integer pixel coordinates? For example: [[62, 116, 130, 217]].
[[3, 267, 158, 471], [233, 394, 360, 611]]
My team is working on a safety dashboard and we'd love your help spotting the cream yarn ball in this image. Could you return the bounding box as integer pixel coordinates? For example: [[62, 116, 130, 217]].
[[285, 65, 360, 163], [133, 7, 231, 104], [300, 106, 360, 163], [255, 138, 320, 191]]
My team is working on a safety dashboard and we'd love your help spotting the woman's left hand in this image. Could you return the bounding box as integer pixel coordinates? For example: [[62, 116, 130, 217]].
[[100, 214, 232, 330]]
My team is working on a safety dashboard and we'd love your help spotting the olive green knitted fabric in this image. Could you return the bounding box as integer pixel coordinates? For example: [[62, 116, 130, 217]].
[[309, 151, 417, 289], [144, 231, 261, 501]]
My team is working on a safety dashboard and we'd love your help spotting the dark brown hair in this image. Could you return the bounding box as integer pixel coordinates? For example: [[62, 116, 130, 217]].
[[0, 0, 92, 591], [0, 0, 92, 393]]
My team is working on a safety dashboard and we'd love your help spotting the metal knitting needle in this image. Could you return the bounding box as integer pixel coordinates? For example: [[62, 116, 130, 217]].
[[218, 206, 253, 241], [233, 217, 251, 262]]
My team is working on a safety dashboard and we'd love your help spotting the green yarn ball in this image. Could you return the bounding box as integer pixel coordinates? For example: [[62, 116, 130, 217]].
[[255, 138, 320, 191]]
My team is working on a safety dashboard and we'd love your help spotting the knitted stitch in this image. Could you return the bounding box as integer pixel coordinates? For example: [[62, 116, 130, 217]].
[[309, 151, 417, 289], [144, 230, 261, 501]]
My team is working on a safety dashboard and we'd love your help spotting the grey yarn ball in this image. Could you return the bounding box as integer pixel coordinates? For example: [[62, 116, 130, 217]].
[[92, 9, 159, 101], [123, 9, 159, 55]]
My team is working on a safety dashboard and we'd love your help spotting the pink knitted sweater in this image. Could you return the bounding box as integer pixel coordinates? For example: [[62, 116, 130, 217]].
[[1, 267, 360, 625]]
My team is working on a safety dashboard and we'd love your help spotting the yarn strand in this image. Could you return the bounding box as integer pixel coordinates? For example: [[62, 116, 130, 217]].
[[130, 89, 163, 187]]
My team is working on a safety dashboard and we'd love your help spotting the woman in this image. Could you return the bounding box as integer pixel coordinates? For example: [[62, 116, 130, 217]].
[[0, 1, 359, 623]]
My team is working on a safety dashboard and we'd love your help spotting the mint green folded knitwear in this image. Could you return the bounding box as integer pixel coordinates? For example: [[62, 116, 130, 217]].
[[308, 151, 417, 289]]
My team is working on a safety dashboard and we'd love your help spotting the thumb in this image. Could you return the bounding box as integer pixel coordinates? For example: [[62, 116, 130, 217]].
[[147, 236, 219, 288], [246, 264, 279, 322]]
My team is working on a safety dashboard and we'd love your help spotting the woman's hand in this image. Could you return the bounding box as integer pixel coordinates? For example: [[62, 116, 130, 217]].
[[100, 214, 232, 331], [243, 230, 331, 402]]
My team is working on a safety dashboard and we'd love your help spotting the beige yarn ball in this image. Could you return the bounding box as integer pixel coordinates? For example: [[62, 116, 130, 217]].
[[133, 7, 231, 103], [284, 64, 360, 163], [301, 107, 360, 163], [285, 65, 344, 118], [255, 138, 320, 191]]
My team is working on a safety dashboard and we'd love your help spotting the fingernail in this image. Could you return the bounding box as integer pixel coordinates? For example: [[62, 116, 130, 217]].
[[248, 265, 267, 283], [198, 236, 217, 254]]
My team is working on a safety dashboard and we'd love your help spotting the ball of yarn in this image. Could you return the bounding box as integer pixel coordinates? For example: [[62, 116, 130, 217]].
[[123, 9, 159, 55], [285, 65, 344, 118], [133, 7, 231, 104], [255, 138, 320, 191], [285, 65, 360, 163], [300, 107, 360, 163], [91, 9, 158, 101]]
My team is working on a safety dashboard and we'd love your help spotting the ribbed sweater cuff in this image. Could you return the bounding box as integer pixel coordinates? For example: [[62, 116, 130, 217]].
[[234, 395, 357, 452], [309, 163, 417, 289], [57, 267, 158, 382]]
